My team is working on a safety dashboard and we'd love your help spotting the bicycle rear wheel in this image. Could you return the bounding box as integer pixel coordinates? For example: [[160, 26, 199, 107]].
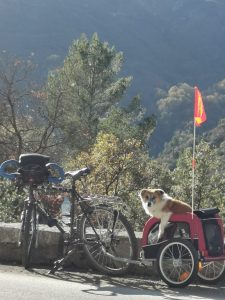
[[21, 203, 37, 269], [80, 205, 138, 276]]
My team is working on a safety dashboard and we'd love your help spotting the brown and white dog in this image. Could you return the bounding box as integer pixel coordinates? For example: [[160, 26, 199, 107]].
[[139, 188, 192, 241]]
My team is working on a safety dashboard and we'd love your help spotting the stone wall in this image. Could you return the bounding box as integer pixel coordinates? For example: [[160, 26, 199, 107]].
[[1, 222, 224, 276], [0, 223, 147, 273], [0, 223, 65, 265]]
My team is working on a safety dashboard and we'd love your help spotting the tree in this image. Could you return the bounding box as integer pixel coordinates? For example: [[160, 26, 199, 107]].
[[158, 127, 193, 170], [152, 83, 194, 154], [201, 118, 225, 172], [65, 131, 173, 230], [46, 33, 132, 153], [0, 53, 62, 160], [99, 95, 156, 147], [153, 78, 225, 156], [66, 132, 144, 196], [172, 141, 225, 212]]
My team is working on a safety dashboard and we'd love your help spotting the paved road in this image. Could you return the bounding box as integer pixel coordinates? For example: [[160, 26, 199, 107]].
[[0, 264, 224, 300]]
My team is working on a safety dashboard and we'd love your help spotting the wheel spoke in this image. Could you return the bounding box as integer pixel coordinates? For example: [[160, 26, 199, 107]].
[[159, 241, 196, 286], [198, 260, 225, 281], [82, 207, 136, 274]]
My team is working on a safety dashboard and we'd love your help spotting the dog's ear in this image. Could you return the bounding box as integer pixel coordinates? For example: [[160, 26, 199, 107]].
[[140, 188, 148, 193], [156, 189, 164, 195], [139, 189, 148, 197]]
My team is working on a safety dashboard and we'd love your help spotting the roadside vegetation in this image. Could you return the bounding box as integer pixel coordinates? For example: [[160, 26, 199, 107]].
[[1, 34, 225, 228]]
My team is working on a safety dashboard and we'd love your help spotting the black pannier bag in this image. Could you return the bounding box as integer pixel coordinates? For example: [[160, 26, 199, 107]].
[[202, 219, 223, 257], [18, 153, 50, 185]]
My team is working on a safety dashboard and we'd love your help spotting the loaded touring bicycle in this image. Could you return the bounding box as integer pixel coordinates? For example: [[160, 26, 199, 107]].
[[0, 154, 138, 275]]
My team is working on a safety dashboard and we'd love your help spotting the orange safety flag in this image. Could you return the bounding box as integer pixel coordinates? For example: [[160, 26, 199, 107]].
[[194, 86, 207, 126]]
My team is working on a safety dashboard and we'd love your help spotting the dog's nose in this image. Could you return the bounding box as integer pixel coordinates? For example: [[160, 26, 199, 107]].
[[147, 201, 152, 207]]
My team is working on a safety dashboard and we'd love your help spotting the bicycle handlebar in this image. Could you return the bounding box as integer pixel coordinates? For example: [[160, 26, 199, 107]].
[[46, 163, 64, 184], [0, 160, 19, 180], [0, 158, 90, 185], [0, 159, 65, 184]]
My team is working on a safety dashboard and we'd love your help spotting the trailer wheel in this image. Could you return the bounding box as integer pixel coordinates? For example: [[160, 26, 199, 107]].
[[157, 238, 198, 288], [198, 260, 225, 284]]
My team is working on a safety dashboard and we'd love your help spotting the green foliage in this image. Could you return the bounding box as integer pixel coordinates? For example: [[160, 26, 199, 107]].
[[66, 132, 145, 195], [157, 83, 193, 119], [172, 141, 225, 212], [204, 118, 225, 171], [153, 79, 225, 155], [153, 83, 194, 154], [159, 127, 194, 170], [0, 179, 25, 222], [99, 96, 156, 146], [65, 131, 173, 230], [1, 31, 225, 231], [46, 33, 132, 153]]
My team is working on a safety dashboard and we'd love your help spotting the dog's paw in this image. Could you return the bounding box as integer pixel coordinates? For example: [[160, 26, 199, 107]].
[[157, 232, 164, 243]]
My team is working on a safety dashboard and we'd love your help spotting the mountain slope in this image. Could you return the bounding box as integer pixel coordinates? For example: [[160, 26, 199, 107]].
[[1, 0, 225, 109]]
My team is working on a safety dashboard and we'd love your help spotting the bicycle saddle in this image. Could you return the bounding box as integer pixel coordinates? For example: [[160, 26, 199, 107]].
[[65, 167, 90, 180]]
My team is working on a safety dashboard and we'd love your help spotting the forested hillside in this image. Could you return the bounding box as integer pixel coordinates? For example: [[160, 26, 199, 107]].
[[1, 0, 225, 153], [1, 0, 225, 98]]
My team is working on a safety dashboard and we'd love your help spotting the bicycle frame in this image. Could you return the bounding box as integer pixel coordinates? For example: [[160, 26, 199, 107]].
[[19, 186, 36, 247], [0, 157, 125, 272], [49, 178, 120, 239], [18, 185, 66, 250]]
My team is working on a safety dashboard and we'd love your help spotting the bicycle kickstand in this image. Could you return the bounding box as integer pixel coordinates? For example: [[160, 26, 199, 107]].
[[48, 246, 79, 274]]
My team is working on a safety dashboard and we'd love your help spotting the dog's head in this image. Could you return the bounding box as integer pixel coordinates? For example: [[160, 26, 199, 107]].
[[139, 188, 164, 208]]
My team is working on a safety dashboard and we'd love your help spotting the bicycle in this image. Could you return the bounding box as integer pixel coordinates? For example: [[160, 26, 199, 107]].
[[0, 153, 138, 275]]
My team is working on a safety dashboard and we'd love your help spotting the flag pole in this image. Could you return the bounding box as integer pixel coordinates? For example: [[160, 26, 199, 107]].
[[192, 86, 206, 217], [191, 120, 196, 217]]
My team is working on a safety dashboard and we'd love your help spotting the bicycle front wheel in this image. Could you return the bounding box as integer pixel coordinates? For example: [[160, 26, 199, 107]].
[[21, 203, 37, 269], [80, 206, 138, 276]]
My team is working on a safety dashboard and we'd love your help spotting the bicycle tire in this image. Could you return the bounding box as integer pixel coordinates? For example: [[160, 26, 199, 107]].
[[157, 238, 198, 288], [79, 205, 138, 276], [21, 203, 37, 269], [197, 260, 225, 284]]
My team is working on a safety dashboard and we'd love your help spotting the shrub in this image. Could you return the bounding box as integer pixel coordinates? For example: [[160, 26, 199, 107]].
[[0, 179, 25, 222]]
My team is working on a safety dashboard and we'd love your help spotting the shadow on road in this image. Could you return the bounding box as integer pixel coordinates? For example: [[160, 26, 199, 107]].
[[31, 266, 225, 300]]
